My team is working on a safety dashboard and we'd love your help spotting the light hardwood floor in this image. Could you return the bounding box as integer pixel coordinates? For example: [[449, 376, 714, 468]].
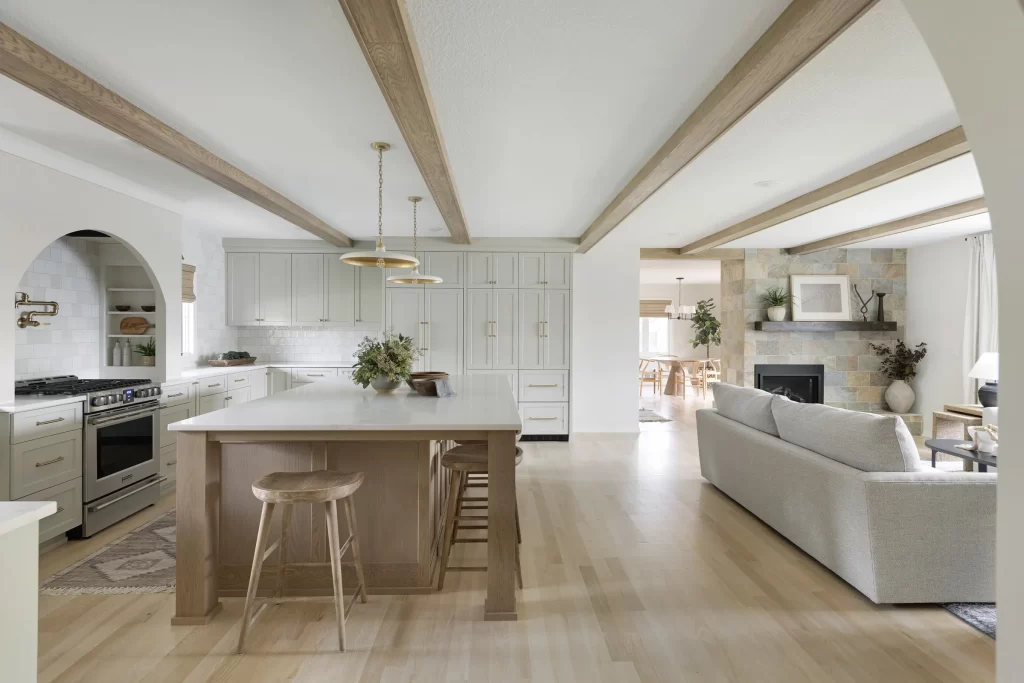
[[37, 394, 994, 682]]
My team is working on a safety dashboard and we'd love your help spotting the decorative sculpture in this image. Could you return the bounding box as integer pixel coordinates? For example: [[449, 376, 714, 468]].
[[876, 292, 886, 323], [853, 285, 874, 322]]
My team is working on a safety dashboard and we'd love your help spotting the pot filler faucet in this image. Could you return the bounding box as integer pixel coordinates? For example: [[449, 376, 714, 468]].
[[14, 291, 59, 328]]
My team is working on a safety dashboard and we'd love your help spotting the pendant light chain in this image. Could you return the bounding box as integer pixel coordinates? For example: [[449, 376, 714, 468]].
[[412, 198, 418, 260], [376, 145, 385, 267]]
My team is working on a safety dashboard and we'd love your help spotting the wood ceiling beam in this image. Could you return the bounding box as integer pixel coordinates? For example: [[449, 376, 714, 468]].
[[576, 0, 877, 254], [640, 248, 744, 260], [679, 127, 970, 254], [0, 22, 353, 247], [338, 0, 470, 244], [785, 197, 987, 255]]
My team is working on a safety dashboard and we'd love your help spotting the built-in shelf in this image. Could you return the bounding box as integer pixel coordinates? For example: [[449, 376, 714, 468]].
[[107, 334, 154, 338], [106, 288, 155, 292], [107, 311, 156, 315], [754, 321, 898, 332]]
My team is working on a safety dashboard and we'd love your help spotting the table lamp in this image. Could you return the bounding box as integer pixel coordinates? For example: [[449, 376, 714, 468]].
[[968, 352, 999, 407]]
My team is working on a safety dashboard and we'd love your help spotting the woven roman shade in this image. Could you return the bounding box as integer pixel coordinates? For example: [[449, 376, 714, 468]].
[[639, 299, 671, 318], [181, 264, 196, 303]]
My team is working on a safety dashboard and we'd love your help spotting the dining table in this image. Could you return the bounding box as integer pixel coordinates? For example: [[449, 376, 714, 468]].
[[644, 356, 716, 396]]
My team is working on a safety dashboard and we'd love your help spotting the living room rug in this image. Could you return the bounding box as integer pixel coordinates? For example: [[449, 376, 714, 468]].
[[41, 510, 176, 595], [639, 409, 671, 423], [943, 603, 996, 639]]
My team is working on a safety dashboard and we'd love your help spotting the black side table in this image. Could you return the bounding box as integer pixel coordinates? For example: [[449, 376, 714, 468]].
[[925, 438, 998, 473]]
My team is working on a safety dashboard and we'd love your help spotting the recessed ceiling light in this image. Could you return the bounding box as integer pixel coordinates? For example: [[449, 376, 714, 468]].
[[754, 180, 777, 188]]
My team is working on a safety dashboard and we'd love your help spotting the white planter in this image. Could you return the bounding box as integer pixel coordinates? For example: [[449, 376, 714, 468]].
[[884, 380, 915, 413], [767, 306, 787, 322]]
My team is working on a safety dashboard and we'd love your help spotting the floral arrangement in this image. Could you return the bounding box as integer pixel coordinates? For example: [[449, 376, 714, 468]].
[[351, 331, 418, 388]]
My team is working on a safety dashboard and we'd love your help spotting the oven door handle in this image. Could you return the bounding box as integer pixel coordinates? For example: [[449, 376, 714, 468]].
[[88, 406, 158, 426], [88, 477, 167, 512]]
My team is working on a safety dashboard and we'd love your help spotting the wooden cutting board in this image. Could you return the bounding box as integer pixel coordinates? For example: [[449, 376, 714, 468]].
[[119, 317, 151, 335]]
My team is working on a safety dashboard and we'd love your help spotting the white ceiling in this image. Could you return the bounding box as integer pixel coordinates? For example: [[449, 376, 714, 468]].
[[404, 0, 790, 238], [618, 0, 963, 249], [0, 0, 447, 240], [850, 212, 991, 249], [725, 153, 983, 248], [639, 259, 721, 285]]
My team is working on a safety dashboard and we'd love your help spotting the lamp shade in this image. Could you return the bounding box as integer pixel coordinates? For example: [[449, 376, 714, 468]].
[[968, 352, 999, 381]]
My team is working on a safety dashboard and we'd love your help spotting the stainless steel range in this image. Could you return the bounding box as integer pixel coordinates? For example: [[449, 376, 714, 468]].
[[15, 375, 165, 536]]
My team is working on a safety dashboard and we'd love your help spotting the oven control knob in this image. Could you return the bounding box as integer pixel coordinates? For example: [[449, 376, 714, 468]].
[[91, 396, 104, 407], [153, 387, 161, 396], [114, 393, 123, 402], [140, 388, 151, 398]]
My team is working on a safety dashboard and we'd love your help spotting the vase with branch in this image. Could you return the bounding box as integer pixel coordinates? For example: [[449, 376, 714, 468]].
[[869, 339, 927, 413]]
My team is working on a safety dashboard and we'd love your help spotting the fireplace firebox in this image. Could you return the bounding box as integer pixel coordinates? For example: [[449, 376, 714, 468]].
[[754, 364, 825, 404]]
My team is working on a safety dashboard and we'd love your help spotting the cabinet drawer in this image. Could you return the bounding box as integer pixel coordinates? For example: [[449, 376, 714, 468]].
[[291, 368, 338, 382], [160, 382, 193, 407], [519, 371, 568, 402], [12, 402, 83, 444], [20, 478, 82, 543], [228, 371, 251, 389], [11, 429, 82, 499], [159, 403, 192, 449], [160, 443, 177, 485], [198, 376, 228, 396], [520, 403, 568, 435]]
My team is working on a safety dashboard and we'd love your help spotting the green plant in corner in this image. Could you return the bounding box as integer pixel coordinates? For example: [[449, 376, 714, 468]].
[[133, 338, 157, 357], [869, 339, 928, 381], [351, 330, 419, 388], [759, 286, 796, 308], [689, 298, 722, 359]]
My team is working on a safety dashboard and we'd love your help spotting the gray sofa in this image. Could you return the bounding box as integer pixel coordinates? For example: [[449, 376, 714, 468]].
[[697, 383, 996, 604]]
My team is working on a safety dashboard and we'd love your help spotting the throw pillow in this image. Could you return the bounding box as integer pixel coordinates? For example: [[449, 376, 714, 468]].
[[711, 383, 779, 436]]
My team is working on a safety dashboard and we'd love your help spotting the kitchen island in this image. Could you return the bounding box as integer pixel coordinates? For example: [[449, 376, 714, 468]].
[[168, 374, 522, 624]]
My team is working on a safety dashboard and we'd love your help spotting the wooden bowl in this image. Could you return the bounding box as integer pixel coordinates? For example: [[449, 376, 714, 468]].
[[141, 305, 156, 312], [114, 305, 130, 312], [406, 371, 448, 389]]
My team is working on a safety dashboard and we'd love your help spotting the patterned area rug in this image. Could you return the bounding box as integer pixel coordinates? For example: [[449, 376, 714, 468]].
[[639, 409, 671, 423], [41, 510, 176, 595], [943, 603, 996, 639]]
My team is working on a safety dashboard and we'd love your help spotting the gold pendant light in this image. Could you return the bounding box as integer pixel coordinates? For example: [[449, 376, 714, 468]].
[[341, 142, 419, 269], [388, 196, 442, 284]]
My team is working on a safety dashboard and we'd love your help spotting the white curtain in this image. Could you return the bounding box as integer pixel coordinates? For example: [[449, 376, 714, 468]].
[[963, 233, 999, 401]]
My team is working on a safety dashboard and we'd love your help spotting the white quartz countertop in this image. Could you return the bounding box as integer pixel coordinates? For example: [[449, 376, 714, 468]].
[[167, 361, 356, 382], [0, 501, 57, 537], [0, 394, 85, 414], [169, 374, 522, 432]]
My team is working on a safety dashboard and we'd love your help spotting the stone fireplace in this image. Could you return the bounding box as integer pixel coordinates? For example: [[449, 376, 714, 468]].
[[755, 364, 825, 403], [721, 248, 906, 412]]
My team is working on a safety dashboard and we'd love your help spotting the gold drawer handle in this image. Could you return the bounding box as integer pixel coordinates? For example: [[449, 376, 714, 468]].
[[35, 417, 65, 426], [167, 392, 184, 398], [307, 373, 325, 377], [527, 383, 558, 388], [56, 506, 64, 514], [234, 379, 246, 382], [207, 383, 221, 388], [36, 456, 65, 467], [167, 461, 176, 467], [528, 417, 558, 421]]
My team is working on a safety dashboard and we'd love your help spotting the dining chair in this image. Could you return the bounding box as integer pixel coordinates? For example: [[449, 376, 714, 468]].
[[639, 359, 661, 395], [703, 359, 722, 398]]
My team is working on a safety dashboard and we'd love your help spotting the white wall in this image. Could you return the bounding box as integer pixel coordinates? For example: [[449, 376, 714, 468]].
[[639, 282, 721, 358], [0, 150, 183, 401], [14, 237, 102, 380], [906, 236, 971, 432], [182, 219, 238, 365], [900, 1, 1024, 677], [572, 230, 640, 433]]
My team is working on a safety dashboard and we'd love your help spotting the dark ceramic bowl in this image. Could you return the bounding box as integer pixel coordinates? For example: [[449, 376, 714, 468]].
[[141, 305, 156, 312], [114, 305, 130, 312], [406, 371, 449, 389]]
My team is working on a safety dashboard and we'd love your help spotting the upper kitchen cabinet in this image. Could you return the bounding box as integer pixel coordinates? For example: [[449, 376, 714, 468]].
[[227, 253, 291, 326], [519, 253, 571, 289], [291, 253, 325, 325], [324, 255, 356, 326], [466, 252, 518, 288], [387, 252, 464, 288], [354, 266, 384, 329]]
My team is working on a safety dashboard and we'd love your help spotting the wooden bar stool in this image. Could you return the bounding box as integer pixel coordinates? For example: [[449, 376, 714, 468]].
[[237, 470, 368, 654], [437, 444, 523, 590]]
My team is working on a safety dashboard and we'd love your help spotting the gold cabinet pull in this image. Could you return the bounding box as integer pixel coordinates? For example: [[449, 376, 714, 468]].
[[234, 378, 246, 382], [167, 392, 184, 398], [35, 417, 65, 426], [528, 383, 559, 388], [207, 383, 221, 388], [528, 416, 558, 421], [36, 456, 65, 467]]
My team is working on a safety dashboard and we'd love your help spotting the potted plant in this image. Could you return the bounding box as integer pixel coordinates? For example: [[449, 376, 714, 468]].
[[133, 338, 157, 367], [352, 331, 419, 394], [868, 340, 928, 413], [689, 299, 722, 359], [759, 286, 796, 322]]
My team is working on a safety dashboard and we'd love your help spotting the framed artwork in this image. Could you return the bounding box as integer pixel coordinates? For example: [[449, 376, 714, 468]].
[[790, 275, 851, 321]]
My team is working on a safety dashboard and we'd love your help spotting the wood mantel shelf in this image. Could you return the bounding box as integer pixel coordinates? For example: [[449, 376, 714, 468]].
[[753, 321, 898, 332]]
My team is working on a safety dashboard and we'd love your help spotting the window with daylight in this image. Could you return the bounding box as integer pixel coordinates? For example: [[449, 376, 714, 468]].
[[638, 317, 669, 355], [181, 301, 196, 356]]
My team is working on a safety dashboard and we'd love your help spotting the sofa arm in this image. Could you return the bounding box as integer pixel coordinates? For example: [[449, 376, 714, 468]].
[[857, 471, 997, 603]]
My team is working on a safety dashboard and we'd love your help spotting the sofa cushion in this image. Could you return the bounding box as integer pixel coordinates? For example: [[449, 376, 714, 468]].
[[770, 397, 920, 472], [711, 383, 779, 436]]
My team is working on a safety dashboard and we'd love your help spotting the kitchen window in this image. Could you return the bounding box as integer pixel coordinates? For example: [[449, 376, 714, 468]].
[[639, 317, 668, 355]]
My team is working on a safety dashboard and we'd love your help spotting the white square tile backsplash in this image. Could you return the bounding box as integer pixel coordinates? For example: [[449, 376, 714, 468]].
[[235, 326, 368, 363], [14, 237, 102, 380]]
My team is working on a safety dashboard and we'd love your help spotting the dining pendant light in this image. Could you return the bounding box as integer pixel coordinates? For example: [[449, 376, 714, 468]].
[[341, 142, 419, 269], [388, 197, 442, 284]]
